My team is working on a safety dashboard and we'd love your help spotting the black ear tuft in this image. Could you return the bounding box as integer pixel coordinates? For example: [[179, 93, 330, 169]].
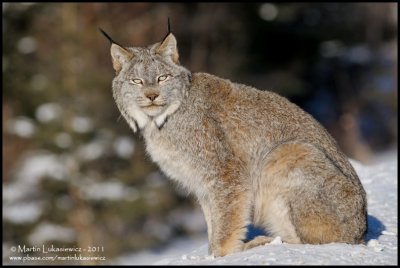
[[99, 28, 124, 47], [162, 17, 172, 43]]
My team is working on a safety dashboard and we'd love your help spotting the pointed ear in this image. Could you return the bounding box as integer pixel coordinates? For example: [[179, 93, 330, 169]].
[[156, 33, 179, 64], [110, 44, 134, 75]]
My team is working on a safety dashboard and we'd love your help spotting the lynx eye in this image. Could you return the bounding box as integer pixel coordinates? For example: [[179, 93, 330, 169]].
[[157, 74, 170, 83], [129, 79, 143, 85]]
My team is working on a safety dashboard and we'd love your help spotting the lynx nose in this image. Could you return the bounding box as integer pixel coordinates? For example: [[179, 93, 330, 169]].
[[146, 93, 159, 101]]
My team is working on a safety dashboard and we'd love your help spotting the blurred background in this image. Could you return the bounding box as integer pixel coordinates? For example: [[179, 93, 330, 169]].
[[3, 2, 397, 264]]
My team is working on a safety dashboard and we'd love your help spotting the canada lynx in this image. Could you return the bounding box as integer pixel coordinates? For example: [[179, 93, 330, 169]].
[[102, 29, 367, 257]]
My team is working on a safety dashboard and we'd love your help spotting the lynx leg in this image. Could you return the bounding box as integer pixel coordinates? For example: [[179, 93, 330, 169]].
[[256, 142, 366, 245], [199, 200, 213, 254], [289, 175, 367, 244], [208, 185, 251, 257]]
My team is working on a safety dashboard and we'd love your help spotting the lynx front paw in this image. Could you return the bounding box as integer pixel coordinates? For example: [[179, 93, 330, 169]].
[[211, 239, 244, 257], [243, 236, 275, 250]]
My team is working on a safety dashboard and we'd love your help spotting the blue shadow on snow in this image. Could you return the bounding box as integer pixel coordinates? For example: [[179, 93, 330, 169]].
[[365, 214, 386, 242]]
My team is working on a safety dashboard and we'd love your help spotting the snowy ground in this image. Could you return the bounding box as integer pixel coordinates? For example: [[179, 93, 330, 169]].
[[116, 150, 398, 265]]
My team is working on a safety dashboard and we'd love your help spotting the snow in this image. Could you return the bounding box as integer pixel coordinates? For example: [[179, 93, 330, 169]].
[[3, 202, 43, 224], [82, 181, 140, 201], [76, 141, 105, 161], [115, 151, 398, 265], [113, 136, 135, 159], [6, 116, 36, 138], [70, 116, 93, 133], [3, 151, 72, 224], [28, 222, 76, 245], [35, 102, 62, 123]]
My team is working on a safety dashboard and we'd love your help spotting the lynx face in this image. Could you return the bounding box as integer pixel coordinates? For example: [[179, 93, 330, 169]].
[[110, 34, 191, 132]]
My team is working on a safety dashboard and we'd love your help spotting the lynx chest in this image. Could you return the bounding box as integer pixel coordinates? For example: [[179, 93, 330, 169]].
[[143, 125, 208, 198]]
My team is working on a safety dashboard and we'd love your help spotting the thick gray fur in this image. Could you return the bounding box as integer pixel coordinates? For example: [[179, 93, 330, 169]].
[[107, 32, 367, 257]]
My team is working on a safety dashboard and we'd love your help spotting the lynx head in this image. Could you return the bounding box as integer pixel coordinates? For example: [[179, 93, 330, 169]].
[[103, 29, 192, 133]]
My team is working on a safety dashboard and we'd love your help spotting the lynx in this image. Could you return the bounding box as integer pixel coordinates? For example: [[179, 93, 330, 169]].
[[101, 28, 367, 257]]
